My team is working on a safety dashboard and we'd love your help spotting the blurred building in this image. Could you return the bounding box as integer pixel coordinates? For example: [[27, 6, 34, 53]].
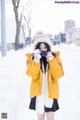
[[66, 28, 80, 45], [53, 33, 66, 45], [64, 20, 75, 32]]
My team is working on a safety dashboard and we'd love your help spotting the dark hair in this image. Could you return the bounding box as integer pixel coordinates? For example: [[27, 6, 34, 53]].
[[35, 42, 51, 51]]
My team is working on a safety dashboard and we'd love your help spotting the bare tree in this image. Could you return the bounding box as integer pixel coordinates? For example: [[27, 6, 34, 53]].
[[22, 12, 32, 46], [21, 24, 26, 42], [12, 0, 31, 50]]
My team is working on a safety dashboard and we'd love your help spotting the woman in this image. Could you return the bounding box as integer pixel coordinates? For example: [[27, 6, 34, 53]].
[[25, 32, 64, 120]]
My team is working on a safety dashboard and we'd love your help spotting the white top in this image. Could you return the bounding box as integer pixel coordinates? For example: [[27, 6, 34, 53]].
[[35, 62, 54, 114]]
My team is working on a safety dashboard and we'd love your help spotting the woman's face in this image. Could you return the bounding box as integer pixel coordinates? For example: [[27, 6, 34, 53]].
[[40, 43, 47, 51]]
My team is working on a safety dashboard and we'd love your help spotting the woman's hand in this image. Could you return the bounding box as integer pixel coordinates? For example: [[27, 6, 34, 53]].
[[33, 49, 41, 62], [46, 51, 54, 61]]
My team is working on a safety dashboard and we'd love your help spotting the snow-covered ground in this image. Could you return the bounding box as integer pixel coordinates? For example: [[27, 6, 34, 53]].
[[0, 43, 80, 120]]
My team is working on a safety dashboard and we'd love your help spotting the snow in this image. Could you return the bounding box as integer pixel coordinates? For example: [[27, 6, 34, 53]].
[[0, 44, 80, 120]]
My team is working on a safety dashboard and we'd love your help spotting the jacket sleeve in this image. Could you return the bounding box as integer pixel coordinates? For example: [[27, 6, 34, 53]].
[[48, 56, 64, 79], [26, 58, 40, 79]]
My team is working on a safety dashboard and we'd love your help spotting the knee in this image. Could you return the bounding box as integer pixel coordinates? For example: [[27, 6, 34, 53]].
[[46, 112, 55, 120], [37, 112, 45, 120]]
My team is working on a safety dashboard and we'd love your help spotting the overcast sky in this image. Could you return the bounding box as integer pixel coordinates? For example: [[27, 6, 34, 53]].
[[3, 0, 80, 35]]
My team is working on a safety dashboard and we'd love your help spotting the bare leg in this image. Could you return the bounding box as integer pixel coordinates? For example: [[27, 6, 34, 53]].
[[37, 112, 45, 120], [46, 112, 55, 120]]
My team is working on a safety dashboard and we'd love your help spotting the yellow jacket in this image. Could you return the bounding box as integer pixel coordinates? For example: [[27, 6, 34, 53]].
[[25, 51, 64, 99]]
